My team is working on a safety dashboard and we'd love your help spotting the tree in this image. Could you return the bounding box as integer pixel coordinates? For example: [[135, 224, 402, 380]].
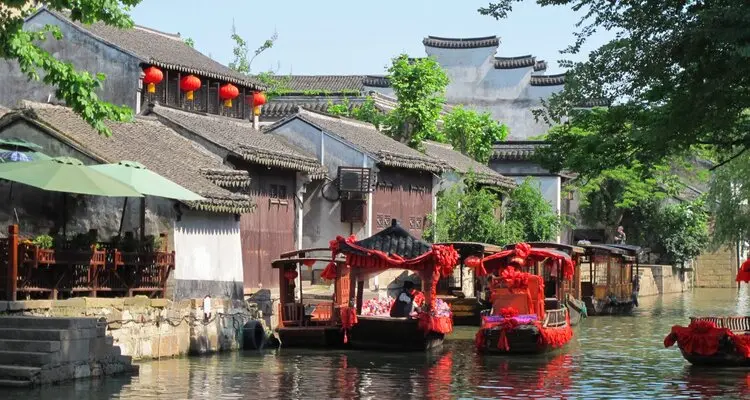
[[708, 152, 750, 248], [326, 96, 385, 128], [655, 200, 710, 265], [386, 54, 449, 148], [505, 178, 562, 242], [1, 1, 140, 136], [480, 1, 750, 176], [228, 22, 277, 74], [443, 106, 509, 163]]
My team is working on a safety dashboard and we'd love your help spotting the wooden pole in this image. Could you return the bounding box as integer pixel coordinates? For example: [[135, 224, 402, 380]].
[[7, 224, 18, 301], [140, 197, 146, 242]]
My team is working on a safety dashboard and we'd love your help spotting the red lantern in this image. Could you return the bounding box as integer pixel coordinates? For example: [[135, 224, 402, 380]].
[[284, 270, 298, 281], [250, 91, 267, 116], [142, 66, 163, 94], [219, 83, 239, 108], [180, 75, 201, 101]]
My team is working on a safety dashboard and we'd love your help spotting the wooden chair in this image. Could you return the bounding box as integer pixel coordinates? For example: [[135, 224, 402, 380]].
[[282, 303, 305, 327]]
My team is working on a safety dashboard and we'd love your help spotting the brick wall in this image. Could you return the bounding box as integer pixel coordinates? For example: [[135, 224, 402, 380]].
[[695, 245, 738, 288]]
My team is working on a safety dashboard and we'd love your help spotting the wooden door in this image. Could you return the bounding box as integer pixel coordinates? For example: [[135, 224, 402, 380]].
[[240, 167, 296, 291], [373, 168, 432, 238]]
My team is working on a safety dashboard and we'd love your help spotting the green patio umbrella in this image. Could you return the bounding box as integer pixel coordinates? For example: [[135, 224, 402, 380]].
[[0, 157, 143, 197], [89, 161, 204, 239]]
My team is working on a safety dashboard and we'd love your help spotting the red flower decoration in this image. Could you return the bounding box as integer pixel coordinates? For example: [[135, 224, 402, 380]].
[[514, 243, 532, 259], [499, 307, 519, 318], [501, 267, 531, 291], [433, 244, 459, 278]]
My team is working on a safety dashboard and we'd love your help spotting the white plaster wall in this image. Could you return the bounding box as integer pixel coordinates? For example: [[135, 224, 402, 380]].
[[173, 210, 243, 283]]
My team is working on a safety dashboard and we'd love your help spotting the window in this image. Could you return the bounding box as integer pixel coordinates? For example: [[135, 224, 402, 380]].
[[269, 184, 289, 206]]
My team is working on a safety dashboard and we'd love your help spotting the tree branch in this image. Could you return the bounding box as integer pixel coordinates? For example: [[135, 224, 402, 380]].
[[710, 147, 748, 171]]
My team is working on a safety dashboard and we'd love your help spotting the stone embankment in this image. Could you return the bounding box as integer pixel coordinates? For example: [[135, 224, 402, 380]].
[[0, 296, 264, 361], [0, 316, 136, 387]]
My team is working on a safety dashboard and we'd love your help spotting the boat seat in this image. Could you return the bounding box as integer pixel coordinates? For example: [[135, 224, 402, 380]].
[[545, 298, 559, 310], [282, 302, 305, 327]]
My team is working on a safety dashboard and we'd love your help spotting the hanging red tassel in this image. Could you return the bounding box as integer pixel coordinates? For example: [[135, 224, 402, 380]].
[[738, 258, 750, 282], [321, 262, 337, 280]]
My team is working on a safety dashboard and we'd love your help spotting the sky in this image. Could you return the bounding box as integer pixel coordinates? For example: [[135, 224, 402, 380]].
[[130, 0, 613, 76]]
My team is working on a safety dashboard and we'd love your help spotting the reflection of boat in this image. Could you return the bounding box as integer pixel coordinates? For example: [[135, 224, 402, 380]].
[[665, 316, 750, 366], [473, 243, 575, 355], [579, 244, 642, 316], [329, 219, 459, 351], [470, 353, 576, 398]]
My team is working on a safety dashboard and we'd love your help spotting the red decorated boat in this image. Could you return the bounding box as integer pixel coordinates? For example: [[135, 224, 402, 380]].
[[473, 243, 575, 354], [664, 261, 750, 365], [325, 219, 460, 351]]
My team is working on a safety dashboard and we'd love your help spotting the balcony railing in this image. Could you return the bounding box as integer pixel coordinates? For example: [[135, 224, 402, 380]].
[[0, 225, 175, 300]]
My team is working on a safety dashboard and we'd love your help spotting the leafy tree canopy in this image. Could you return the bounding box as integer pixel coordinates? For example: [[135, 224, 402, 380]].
[[326, 96, 385, 128], [1, 1, 141, 136], [481, 0, 750, 174], [505, 178, 562, 242], [443, 106, 509, 163], [386, 54, 449, 148]]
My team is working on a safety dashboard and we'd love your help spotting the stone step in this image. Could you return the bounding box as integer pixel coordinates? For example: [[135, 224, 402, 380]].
[[0, 316, 99, 330], [0, 378, 32, 387], [0, 328, 96, 341], [0, 365, 40, 379], [0, 350, 59, 367], [0, 339, 60, 353]]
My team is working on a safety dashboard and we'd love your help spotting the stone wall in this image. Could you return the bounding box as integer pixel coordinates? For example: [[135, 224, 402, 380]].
[[637, 265, 693, 297], [0, 296, 263, 361], [695, 245, 738, 288]]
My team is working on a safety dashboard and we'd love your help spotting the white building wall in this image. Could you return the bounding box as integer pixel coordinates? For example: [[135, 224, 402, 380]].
[[173, 209, 244, 300]]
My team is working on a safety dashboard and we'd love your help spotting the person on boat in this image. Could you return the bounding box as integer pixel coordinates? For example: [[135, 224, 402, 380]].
[[614, 226, 627, 244], [390, 280, 422, 318]]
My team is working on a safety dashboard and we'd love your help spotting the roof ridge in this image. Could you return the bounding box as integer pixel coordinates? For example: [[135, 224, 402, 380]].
[[133, 25, 181, 40], [495, 54, 534, 60], [298, 107, 377, 130], [424, 140, 454, 150], [423, 35, 500, 49], [152, 103, 255, 127], [426, 35, 498, 41]]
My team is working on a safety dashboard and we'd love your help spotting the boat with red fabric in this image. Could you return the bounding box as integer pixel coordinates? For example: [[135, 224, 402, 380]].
[[472, 243, 575, 354], [664, 261, 750, 365], [325, 219, 460, 351]]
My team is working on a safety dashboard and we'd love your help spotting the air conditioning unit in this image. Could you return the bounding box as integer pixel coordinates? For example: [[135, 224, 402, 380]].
[[337, 167, 373, 195]]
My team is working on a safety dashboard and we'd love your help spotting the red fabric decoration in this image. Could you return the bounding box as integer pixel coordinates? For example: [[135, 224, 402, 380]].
[[179, 75, 201, 101], [535, 312, 573, 348], [465, 256, 481, 269], [219, 83, 239, 107], [737, 258, 750, 283], [475, 329, 486, 349], [510, 256, 526, 268], [664, 320, 732, 356], [497, 318, 519, 351], [732, 334, 750, 358], [417, 313, 453, 335], [434, 244, 460, 277], [340, 306, 358, 344], [283, 270, 298, 281], [499, 307, 519, 319], [515, 243, 531, 259], [302, 259, 316, 268], [412, 290, 426, 308], [142, 66, 163, 93], [320, 262, 337, 280], [501, 267, 531, 291], [476, 242, 576, 281]]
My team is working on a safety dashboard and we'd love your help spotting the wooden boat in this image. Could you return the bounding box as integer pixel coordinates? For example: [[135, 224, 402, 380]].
[[578, 244, 640, 316], [328, 219, 460, 352], [664, 316, 750, 366], [433, 242, 506, 326], [271, 248, 346, 348], [473, 243, 575, 355]]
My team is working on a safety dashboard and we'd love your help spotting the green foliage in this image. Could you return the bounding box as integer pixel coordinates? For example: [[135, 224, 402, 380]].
[[32, 234, 53, 249], [443, 106, 509, 163], [229, 23, 278, 75], [386, 54, 449, 148], [505, 178, 561, 242], [326, 96, 385, 128], [256, 71, 291, 100], [708, 152, 750, 247], [183, 37, 194, 48], [655, 200, 710, 265], [0, 1, 138, 136], [481, 1, 750, 174]]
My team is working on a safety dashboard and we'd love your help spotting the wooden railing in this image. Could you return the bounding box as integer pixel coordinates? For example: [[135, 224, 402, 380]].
[[544, 308, 568, 328], [1, 225, 175, 300], [690, 316, 750, 333]]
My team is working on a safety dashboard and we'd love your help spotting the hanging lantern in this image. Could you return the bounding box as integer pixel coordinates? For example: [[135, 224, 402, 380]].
[[180, 75, 201, 101], [249, 91, 267, 116], [284, 269, 298, 281], [142, 66, 163, 94], [219, 83, 239, 108]]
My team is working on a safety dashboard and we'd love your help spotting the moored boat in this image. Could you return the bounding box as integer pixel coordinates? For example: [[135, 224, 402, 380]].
[[579, 244, 641, 316], [326, 219, 460, 351], [471, 243, 576, 355], [664, 317, 750, 366]]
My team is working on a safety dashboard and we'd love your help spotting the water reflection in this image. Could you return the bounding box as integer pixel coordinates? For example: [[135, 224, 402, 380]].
[[6, 288, 750, 399]]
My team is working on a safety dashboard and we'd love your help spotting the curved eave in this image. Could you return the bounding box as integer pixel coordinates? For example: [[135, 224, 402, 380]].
[[494, 55, 535, 69], [149, 60, 266, 91], [423, 35, 500, 49], [530, 74, 566, 87]]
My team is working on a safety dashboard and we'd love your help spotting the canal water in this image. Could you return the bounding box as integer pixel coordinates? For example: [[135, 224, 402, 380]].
[[7, 288, 750, 399]]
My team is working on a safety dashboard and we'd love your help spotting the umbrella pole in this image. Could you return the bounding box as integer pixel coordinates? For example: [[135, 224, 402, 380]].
[[62, 193, 67, 237], [140, 197, 146, 242], [118, 198, 128, 237]]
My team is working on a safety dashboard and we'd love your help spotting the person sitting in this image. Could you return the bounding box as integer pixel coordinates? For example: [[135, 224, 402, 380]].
[[390, 280, 422, 317]]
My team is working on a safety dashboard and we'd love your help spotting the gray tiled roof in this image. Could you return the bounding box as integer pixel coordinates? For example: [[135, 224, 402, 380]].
[[575, 98, 611, 108], [148, 104, 322, 174], [42, 9, 263, 90], [271, 109, 443, 173], [283, 75, 366, 92], [491, 141, 549, 161], [362, 75, 391, 88], [423, 35, 500, 49], [534, 60, 548, 72], [530, 73, 566, 87], [494, 55, 536, 69], [7, 102, 253, 213], [423, 141, 515, 189]]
